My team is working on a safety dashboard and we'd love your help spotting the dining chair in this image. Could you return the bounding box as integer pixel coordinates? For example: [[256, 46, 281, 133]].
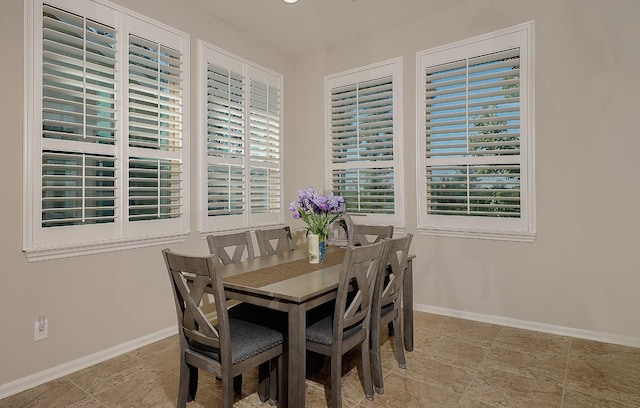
[[206, 231, 255, 265], [255, 226, 293, 256], [370, 233, 413, 394], [162, 249, 284, 408], [206, 230, 283, 399], [305, 240, 389, 407], [351, 223, 394, 246]]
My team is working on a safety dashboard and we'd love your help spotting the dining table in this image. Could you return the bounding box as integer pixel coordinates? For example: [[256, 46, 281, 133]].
[[215, 245, 415, 408]]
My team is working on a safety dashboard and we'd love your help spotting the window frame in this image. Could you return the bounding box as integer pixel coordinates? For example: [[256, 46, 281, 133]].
[[324, 58, 404, 228], [23, 0, 190, 261], [416, 22, 535, 242], [197, 40, 284, 235]]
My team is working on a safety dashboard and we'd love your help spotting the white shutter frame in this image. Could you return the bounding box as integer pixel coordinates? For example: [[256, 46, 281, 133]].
[[324, 58, 404, 227], [416, 21, 535, 242]]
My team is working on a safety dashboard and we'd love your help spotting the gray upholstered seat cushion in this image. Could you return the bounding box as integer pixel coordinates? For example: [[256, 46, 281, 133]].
[[189, 318, 283, 364], [305, 314, 362, 346]]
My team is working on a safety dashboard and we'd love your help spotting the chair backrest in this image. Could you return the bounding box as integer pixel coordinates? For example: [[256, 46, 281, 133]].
[[162, 249, 232, 366], [326, 213, 355, 247], [255, 226, 293, 256], [206, 231, 255, 265], [333, 241, 388, 344], [373, 234, 413, 317], [352, 223, 394, 246]]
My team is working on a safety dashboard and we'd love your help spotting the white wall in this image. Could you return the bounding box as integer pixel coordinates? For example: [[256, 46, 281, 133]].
[[2, 0, 640, 397], [293, 0, 640, 341]]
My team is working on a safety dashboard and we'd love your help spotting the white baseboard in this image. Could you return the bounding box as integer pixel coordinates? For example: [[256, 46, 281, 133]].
[[0, 326, 178, 400], [415, 303, 640, 349]]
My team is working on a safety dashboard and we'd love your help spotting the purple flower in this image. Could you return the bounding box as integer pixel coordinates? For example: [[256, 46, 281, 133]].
[[288, 187, 344, 239]]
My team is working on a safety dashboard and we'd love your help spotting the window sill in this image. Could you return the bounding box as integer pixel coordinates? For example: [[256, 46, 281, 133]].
[[24, 232, 190, 262], [417, 226, 536, 243]]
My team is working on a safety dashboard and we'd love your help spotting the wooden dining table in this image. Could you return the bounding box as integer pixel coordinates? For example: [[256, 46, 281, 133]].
[[215, 246, 414, 408]]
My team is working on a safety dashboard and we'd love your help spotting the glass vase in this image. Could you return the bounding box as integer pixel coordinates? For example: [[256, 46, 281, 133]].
[[319, 239, 326, 262]]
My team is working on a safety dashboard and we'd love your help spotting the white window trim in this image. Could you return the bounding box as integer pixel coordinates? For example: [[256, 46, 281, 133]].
[[416, 21, 535, 242], [324, 57, 405, 229], [197, 40, 284, 235], [23, 0, 190, 261]]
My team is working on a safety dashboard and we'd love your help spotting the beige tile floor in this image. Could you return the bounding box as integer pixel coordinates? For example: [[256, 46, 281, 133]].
[[2, 312, 640, 407]]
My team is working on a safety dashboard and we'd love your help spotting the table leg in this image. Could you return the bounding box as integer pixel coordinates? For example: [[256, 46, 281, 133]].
[[288, 303, 306, 407], [402, 259, 414, 351]]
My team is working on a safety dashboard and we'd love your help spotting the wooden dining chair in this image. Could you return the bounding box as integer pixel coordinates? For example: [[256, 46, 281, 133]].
[[351, 223, 394, 246], [370, 234, 413, 394], [255, 226, 293, 256], [162, 249, 284, 408], [206, 230, 281, 400], [206, 231, 255, 265], [305, 241, 388, 407]]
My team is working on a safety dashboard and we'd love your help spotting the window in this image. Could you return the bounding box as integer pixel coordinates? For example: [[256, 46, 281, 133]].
[[198, 42, 283, 233], [416, 22, 535, 241], [325, 58, 404, 227], [24, 0, 190, 260]]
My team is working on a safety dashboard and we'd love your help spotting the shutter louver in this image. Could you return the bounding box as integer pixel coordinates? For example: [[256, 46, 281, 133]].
[[249, 79, 281, 214], [128, 35, 182, 152], [207, 64, 245, 160], [128, 34, 183, 221], [330, 76, 395, 214], [332, 168, 394, 214], [425, 48, 521, 218], [42, 5, 117, 145], [128, 157, 182, 220], [42, 151, 116, 227], [250, 167, 281, 214], [207, 164, 245, 216]]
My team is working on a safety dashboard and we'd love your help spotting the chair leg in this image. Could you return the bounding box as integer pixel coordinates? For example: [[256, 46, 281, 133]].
[[222, 376, 235, 408], [371, 326, 384, 394], [268, 356, 279, 406], [361, 337, 374, 401], [233, 375, 243, 396], [393, 316, 407, 369], [258, 363, 269, 402], [331, 353, 342, 408], [188, 365, 198, 401], [177, 359, 191, 408]]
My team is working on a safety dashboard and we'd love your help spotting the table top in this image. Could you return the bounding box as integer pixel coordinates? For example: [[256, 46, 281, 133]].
[[220, 247, 346, 303]]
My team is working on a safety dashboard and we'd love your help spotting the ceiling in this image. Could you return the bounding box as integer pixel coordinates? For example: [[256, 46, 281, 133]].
[[182, 0, 467, 59]]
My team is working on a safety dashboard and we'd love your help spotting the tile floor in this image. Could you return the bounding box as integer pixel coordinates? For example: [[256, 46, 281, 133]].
[[2, 312, 640, 407]]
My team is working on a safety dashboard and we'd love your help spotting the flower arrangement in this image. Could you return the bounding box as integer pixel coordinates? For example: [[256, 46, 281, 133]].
[[289, 187, 344, 241]]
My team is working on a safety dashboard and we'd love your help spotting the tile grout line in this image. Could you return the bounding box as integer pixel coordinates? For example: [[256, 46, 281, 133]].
[[559, 337, 572, 408], [64, 377, 108, 407]]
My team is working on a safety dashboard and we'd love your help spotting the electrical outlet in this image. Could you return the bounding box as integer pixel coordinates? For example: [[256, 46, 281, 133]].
[[34, 317, 48, 341]]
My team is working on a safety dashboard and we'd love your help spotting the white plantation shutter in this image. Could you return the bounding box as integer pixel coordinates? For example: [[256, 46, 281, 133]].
[[206, 63, 246, 217], [128, 34, 184, 221], [25, 0, 190, 260], [41, 4, 117, 227], [417, 22, 535, 240], [326, 59, 402, 225], [425, 48, 521, 217], [249, 77, 281, 215], [199, 43, 283, 232]]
